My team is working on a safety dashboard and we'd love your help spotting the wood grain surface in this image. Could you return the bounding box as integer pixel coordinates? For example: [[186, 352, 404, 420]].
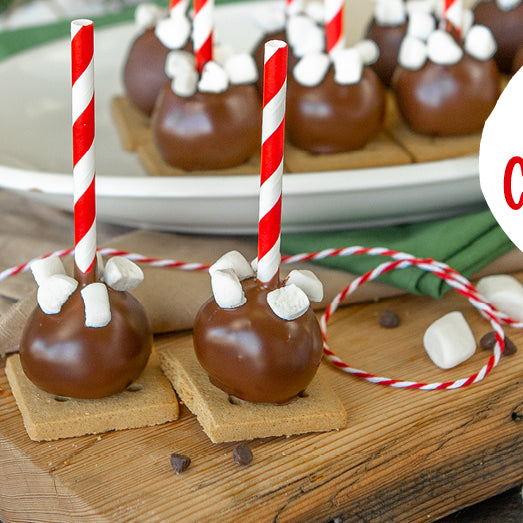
[[1, 279, 522, 522]]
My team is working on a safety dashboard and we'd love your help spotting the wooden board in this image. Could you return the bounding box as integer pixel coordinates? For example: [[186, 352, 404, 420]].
[[1, 279, 522, 522]]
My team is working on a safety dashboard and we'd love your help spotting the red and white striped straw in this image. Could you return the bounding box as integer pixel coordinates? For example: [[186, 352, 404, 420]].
[[71, 19, 96, 279], [325, 0, 344, 56], [441, 0, 463, 36], [193, 0, 213, 73], [257, 40, 288, 286], [170, 0, 188, 17]]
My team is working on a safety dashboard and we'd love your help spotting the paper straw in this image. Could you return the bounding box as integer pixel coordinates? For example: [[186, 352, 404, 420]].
[[170, 0, 188, 17], [285, 0, 303, 16], [71, 19, 97, 281], [257, 40, 288, 286], [441, 0, 463, 36], [325, 0, 344, 56], [193, 0, 213, 73]]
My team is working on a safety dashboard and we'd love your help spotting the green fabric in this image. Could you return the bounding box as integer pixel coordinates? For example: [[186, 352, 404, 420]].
[[281, 210, 514, 298]]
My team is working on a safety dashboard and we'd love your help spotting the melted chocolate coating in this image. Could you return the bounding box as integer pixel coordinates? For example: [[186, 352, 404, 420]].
[[193, 278, 323, 404], [513, 45, 523, 74], [365, 20, 407, 87], [20, 282, 153, 399], [474, 1, 523, 74], [393, 54, 499, 136], [151, 83, 261, 170], [123, 28, 191, 116], [286, 66, 386, 154]]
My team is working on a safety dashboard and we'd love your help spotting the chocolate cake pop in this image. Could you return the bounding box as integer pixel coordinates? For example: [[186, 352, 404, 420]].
[[20, 256, 153, 399], [473, 0, 523, 74], [123, 3, 192, 115], [513, 45, 523, 72], [150, 52, 261, 170], [392, 24, 499, 135], [193, 252, 324, 404]]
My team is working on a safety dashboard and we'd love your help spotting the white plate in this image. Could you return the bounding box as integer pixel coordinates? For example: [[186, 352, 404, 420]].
[[0, 1, 485, 234]]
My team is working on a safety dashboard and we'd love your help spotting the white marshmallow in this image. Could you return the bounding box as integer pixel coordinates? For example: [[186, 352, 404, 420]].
[[198, 61, 229, 93], [407, 10, 435, 40], [81, 282, 111, 328], [476, 274, 523, 323], [154, 12, 191, 50], [250, 257, 258, 273], [287, 0, 305, 17], [135, 3, 166, 31], [213, 42, 235, 67], [461, 9, 474, 37], [209, 250, 254, 281], [496, 0, 521, 10], [374, 0, 407, 26], [224, 54, 258, 85], [427, 30, 463, 65], [285, 269, 323, 302], [251, 7, 285, 33], [423, 311, 476, 369], [304, 1, 325, 24], [31, 255, 66, 287], [398, 35, 428, 69], [354, 39, 380, 66], [406, 0, 436, 15], [333, 48, 363, 85], [401, 35, 430, 70], [164, 50, 196, 78], [211, 269, 246, 309], [464, 25, 497, 61], [37, 274, 78, 315], [104, 256, 144, 292], [287, 15, 325, 57], [267, 284, 310, 320], [293, 52, 331, 87]]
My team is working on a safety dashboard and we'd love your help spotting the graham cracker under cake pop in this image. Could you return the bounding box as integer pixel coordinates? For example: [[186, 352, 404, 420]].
[[157, 336, 347, 443], [5, 351, 179, 442]]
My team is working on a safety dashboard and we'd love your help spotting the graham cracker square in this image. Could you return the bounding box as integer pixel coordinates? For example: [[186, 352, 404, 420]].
[[111, 96, 152, 151], [158, 339, 347, 443], [5, 350, 179, 442]]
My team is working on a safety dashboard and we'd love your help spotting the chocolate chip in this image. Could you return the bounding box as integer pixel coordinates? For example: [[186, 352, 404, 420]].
[[479, 331, 517, 356], [232, 444, 253, 466], [170, 453, 191, 474], [379, 310, 400, 329]]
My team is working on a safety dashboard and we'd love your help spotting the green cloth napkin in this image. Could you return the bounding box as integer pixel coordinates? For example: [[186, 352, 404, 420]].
[[0, 3, 513, 298], [282, 210, 514, 298]]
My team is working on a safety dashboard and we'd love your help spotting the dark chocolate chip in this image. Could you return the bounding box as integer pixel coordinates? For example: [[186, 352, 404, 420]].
[[232, 444, 253, 466], [379, 310, 400, 329], [479, 331, 517, 356], [170, 453, 191, 474]]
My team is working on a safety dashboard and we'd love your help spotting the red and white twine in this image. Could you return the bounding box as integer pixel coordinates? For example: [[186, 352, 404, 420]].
[[325, 0, 344, 56], [4, 245, 518, 391], [257, 40, 288, 285], [193, 0, 213, 73], [71, 19, 96, 277]]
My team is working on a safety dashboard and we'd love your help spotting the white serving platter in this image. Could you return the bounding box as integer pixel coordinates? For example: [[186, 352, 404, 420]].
[[0, 1, 486, 233]]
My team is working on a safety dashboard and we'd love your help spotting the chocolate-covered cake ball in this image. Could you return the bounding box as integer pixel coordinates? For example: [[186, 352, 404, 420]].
[[514, 45, 523, 72], [474, 0, 523, 74], [19, 257, 153, 399], [193, 251, 324, 404]]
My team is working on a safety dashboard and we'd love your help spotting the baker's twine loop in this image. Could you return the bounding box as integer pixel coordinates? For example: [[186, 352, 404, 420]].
[[2, 245, 519, 390]]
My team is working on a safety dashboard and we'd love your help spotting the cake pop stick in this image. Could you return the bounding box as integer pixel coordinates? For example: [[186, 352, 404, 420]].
[[170, 0, 189, 17], [325, 0, 345, 56], [193, 0, 214, 73], [257, 40, 288, 287], [441, 0, 463, 37], [71, 19, 96, 283]]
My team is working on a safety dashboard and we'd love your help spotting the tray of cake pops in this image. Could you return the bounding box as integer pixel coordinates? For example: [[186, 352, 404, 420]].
[[0, 0, 520, 234]]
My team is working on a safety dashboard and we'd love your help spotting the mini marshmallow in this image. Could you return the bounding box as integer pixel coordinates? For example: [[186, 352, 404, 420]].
[[224, 54, 258, 85], [267, 284, 310, 321], [251, 7, 285, 33], [213, 42, 235, 67], [211, 269, 246, 309], [407, 10, 435, 40], [374, 0, 407, 26], [31, 255, 66, 287], [287, 15, 325, 57], [135, 3, 166, 31], [304, 1, 325, 24], [293, 52, 331, 87], [164, 50, 195, 78], [406, 0, 436, 14], [104, 256, 144, 292], [464, 25, 497, 61], [333, 48, 363, 85], [496, 0, 521, 10], [37, 274, 78, 315], [423, 311, 476, 369], [461, 9, 474, 37], [285, 269, 323, 303], [427, 30, 463, 65], [198, 61, 229, 93], [209, 250, 254, 281], [81, 282, 111, 328], [398, 35, 428, 69], [155, 12, 191, 50], [476, 274, 523, 323], [354, 39, 380, 66]]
